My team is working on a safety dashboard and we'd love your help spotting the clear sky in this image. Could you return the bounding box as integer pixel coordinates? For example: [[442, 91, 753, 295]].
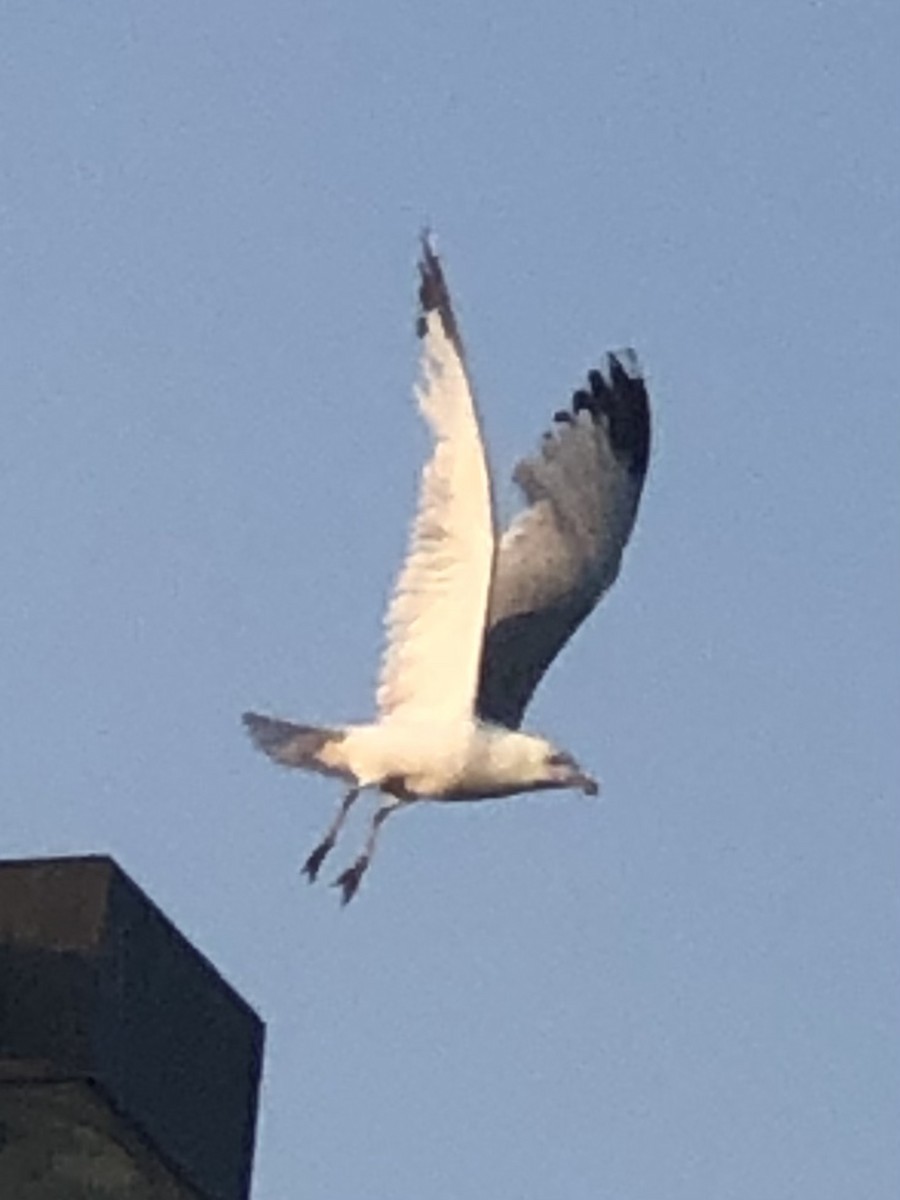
[[1, 3, 898, 1198]]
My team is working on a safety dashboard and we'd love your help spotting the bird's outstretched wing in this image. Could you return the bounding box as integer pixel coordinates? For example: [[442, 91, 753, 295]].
[[476, 352, 650, 729], [376, 237, 496, 724]]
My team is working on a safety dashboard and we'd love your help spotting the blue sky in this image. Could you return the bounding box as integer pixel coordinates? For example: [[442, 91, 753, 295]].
[[1, 3, 898, 1197]]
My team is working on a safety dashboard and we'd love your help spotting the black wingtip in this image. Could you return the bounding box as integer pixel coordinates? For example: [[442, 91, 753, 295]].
[[416, 233, 464, 354], [574, 349, 650, 478], [417, 232, 447, 317]]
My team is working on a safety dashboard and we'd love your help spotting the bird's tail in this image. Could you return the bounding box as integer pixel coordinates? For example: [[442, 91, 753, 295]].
[[242, 712, 353, 781]]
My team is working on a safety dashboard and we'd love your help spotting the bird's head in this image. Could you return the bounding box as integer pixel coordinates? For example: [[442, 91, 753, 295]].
[[539, 740, 599, 796], [494, 732, 599, 796]]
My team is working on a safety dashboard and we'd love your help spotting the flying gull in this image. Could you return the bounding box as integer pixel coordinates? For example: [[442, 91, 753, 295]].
[[243, 236, 650, 903]]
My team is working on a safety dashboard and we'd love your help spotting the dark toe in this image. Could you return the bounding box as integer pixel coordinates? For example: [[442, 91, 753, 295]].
[[302, 839, 333, 882], [333, 858, 368, 905]]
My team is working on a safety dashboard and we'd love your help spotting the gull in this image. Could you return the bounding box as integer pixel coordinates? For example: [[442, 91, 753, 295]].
[[243, 236, 650, 903]]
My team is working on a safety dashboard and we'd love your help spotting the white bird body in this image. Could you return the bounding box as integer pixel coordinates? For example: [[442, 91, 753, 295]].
[[321, 719, 477, 795], [320, 719, 591, 802], [243, 236, 650, 901]]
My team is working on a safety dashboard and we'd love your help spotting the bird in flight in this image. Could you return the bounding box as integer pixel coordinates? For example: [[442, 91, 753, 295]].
[[244, 235, 650, 903]]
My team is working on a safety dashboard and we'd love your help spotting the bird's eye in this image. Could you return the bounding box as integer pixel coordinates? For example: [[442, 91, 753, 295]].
[[547, 751, 575, 769]]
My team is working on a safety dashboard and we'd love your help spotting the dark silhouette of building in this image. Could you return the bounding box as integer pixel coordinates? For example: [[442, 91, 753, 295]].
[[0, 855, 264, 1199]]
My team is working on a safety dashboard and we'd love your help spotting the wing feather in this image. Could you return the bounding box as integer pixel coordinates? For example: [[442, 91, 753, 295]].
[[376, 238, 495, 723], [476, 351, 650, 728]]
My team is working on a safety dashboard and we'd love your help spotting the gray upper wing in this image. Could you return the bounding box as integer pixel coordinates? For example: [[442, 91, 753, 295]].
[[475, 351, 650, 729]]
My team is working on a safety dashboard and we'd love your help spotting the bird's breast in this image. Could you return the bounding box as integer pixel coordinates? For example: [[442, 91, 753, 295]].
[[349, 718, 478, 799]]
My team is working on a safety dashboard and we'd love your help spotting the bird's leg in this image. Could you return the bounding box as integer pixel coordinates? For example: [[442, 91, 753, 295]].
[[302, 787, 360, 882], [333, 803, 395, 905]]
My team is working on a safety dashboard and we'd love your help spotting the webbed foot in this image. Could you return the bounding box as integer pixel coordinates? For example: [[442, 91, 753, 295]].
[[301, 838, 334, 882], [333, 856, 369, 905]]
